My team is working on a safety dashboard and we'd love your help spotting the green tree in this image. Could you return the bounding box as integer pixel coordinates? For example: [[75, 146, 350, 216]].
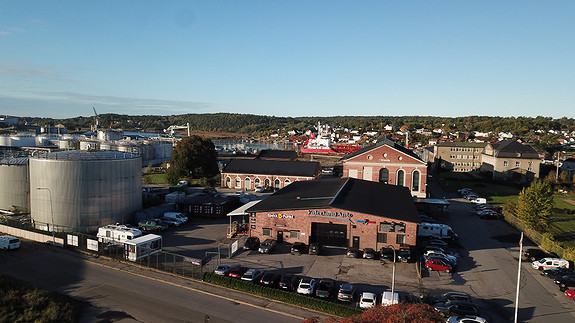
[[559, 171, 569, 184], [165, 135, 219, 185], [516, 179, 554, 232]]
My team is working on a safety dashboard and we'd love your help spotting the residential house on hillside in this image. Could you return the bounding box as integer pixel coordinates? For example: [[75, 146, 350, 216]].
[[221, 158, 321, 191], [560, 157, 575, 179], [433, 142, 488, 172], [340, 137, 427, 198], [480, 140, 541, 182]]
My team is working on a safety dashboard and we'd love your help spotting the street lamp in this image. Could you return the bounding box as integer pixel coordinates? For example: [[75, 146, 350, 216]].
[[36, 187, 55, 245], [385, 244, 396, 298]]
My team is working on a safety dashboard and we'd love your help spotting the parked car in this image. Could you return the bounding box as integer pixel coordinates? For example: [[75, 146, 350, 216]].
[[425, 239, 449, 249], [433, 300, 480, 317], [243, 237, 260, 250], [278, 274, 300, 291], [397, 248, 414, 263], [214, 265, 231, 276], [362, 248, 376, 259], [541, 267, 573, 279], [258, 239, 277, 254], [346, 247, 360, 258], [138, 219, 168, 231], [426, 254, 457, 267], [254, 185, 265, 193], [291, 242, 307, 255], [432, 292, 472, 304], [478, 210, 502, 219], [532, 258, 569, 270], [315, 279, 336, 298], [555, 274, 575, 291], [359, 292, 377, 309], [380, 247, 396, 261], [424, 250, 458, 265], [337, 284, 357, 302], [260, 272, 281, 287], [381, 291, 399, 306], [458, 188, 472, 196], [241, 269, 264, 283], [446, 315, 488, 323], [309, 242, 322, 255], [228, 265, 248, 278], [523, 248, 550, 262], [296, 278, 316, 295], [426, 258, 454, 273], [159, 217, 181, 227], [565, 289, 575, 300]]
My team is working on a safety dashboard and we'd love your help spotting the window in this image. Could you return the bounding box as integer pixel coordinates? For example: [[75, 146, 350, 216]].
[[284, 179, 291, 186], [225, 176, 231, 188], [377, 233, 387, 243], [515, 161, 520, 167], [379, 168, 389, 184], [504, 161, 509, 167], [397, 170, 405, 186], [244, 177, 251, 190], [380, 222, 393, 232], [412, 170, 420, 191], [396, 234, 406, 245], [274, 179, 280, 189], [394, 223, 406, 233], [264, 178, 271, 187], [254, 178, 261, 186], [235, 177, 241, 188], [290, 230, 299, 239], [263, 228, 272, 236]]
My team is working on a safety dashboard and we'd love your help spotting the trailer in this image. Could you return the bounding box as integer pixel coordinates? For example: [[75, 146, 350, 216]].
[[97, 224, 143, 244], [418, 222, 458, 241], [124, 234, 162, 261]]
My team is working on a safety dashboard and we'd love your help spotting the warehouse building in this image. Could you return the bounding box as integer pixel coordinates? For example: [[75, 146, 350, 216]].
[[245, 177, 420, 250]]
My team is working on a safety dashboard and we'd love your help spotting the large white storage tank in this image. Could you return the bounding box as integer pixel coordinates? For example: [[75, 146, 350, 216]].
[[29, 150, 142, 232], [0, 157, 29, 213], [0, 134, 36, 147]]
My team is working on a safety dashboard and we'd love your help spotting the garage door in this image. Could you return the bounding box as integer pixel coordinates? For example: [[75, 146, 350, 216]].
[[310, 222, 347, 247]]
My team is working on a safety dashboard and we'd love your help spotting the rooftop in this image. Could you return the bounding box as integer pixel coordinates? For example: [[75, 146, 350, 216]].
[[33, 150, 140, 161]]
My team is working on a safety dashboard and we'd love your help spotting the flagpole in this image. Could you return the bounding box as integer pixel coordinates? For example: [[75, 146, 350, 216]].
[[515, 232, 523, 323]]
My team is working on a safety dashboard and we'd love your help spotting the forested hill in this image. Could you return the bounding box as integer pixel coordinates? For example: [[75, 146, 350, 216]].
[[17, 113, 575, 137]]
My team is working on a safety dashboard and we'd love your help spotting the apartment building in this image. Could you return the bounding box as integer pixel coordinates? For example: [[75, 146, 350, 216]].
[[433, 142, 488, 172]]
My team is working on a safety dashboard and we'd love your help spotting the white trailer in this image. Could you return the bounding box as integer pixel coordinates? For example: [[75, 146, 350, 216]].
[[418, 222, 459, 241], [97, 224, 143, 244], [124, 234, 162, 261], [0, 235, 20, 250]]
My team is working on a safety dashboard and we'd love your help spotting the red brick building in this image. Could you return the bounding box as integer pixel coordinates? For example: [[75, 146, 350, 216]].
[[221, 158, 321, 191], [341, 137, 428, 198], [246, 178, 420, 250]]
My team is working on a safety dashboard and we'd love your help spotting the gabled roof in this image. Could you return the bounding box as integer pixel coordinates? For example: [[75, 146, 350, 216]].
[[221, 159, 320, 177], [435, 142, 488, 148], [488, 140, 540, 158], [256, 149, 298, 160], [246, 177, 420, 223], [340, 137, 423, 163]]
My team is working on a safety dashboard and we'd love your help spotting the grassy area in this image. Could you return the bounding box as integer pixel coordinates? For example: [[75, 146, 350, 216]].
[[0, 274, 78, 322], [143, 173, 169, 184]]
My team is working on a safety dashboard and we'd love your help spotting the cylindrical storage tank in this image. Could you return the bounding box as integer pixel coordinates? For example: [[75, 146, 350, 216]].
[[58, 139, 76, 150], [99, 142, 118, 151], [1, 134, 36, 147], [0, 157, 29, 213], [29, 150, 142, 232], [97, 130, 123, 141], [79, 140, 100, 151], [118, 143, 142, 155]]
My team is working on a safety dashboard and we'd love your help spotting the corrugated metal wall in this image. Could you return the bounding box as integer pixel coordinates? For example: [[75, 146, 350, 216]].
[[0, 158, 29, 213]]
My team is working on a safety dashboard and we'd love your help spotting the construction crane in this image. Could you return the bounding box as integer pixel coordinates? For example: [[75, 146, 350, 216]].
[[91, 107, 100, 132], [164, 123, 190, 137]]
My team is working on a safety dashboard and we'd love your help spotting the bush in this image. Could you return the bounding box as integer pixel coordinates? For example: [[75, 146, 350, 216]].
[[203, 273, 361, 317]]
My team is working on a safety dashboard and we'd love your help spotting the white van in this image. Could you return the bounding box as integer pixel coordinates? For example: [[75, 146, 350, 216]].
[[470, 197, 487, 204], [381, 291, 399, 306], [97, 224, 143, 244], [532, 257, 569, 270], [0, 235, 20, 250], [418, 223, 459, 241], [163, 212, 188, 224]]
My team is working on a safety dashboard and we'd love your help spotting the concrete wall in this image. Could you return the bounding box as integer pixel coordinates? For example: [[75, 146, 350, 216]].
[[1, 224, 64, 246]]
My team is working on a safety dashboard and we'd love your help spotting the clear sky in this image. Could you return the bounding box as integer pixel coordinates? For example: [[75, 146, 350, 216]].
[[1, 1, 573, 119]]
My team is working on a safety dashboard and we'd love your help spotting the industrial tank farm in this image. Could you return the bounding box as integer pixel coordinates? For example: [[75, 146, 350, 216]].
[[29, 150, 142, 232]]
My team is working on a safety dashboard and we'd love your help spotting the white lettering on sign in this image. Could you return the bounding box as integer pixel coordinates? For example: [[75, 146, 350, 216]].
[[267, 213, 295, 219], [307, 210, 353, 218]]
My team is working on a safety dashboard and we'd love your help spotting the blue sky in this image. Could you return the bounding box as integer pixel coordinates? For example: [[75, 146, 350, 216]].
[[1, 1, 573, 119]]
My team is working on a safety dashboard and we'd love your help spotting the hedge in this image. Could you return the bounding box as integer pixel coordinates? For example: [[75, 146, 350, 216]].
[[203, 273, 362, 317]]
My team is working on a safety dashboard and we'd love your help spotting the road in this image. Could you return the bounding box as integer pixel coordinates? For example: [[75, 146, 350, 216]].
[[0, 242, 307, 323]]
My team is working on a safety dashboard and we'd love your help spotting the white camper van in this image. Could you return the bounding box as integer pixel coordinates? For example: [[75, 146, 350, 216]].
[[418, 223, 459, 241], [0, 235, 20, 250], [97, 224, 143, 244], [163, 212, 188, 224]]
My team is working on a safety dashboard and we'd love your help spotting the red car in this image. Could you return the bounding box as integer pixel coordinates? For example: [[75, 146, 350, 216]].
[[227, 265, 248, 278], [565, 289, 575, 300], [426, 258, 453, 273]]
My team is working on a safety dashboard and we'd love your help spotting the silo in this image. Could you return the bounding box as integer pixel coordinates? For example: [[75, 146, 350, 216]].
[[99, 142, 118, 151], [29, 150, 142, 232], [0, 157, 29, 213], [79, 140, 100, 151]]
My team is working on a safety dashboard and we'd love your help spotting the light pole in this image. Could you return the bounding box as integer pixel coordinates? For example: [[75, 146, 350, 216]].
[[556, 151, 565, 182], [386, 245, 397, 298], [36, 187, 55, 245]]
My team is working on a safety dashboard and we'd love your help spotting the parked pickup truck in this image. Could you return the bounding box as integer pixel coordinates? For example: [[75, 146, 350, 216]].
[[138, 219, 168, 231]]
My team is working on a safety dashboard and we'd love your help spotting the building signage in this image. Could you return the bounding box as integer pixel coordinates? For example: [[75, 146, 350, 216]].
[[356, 219, 376, 224], [268, 213, 294, 219], [308, 210, 353, 218]]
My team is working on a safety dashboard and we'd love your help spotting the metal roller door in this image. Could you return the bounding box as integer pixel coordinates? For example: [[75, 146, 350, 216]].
[[310, 222, 347, 247]]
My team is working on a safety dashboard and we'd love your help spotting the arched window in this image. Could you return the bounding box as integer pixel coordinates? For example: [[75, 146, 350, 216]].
[[379, 168, 389, 184], [244, 177, 251, 190], [264, 178, 271, 188], [235, 177, 241, 189], [254, 178, 261, 186], [225, 176, 231, 188], [284, 179, 291, 187], [274, 179, 280, 189], [397, 169, 405, 186], [412, 170, 420, 191]]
